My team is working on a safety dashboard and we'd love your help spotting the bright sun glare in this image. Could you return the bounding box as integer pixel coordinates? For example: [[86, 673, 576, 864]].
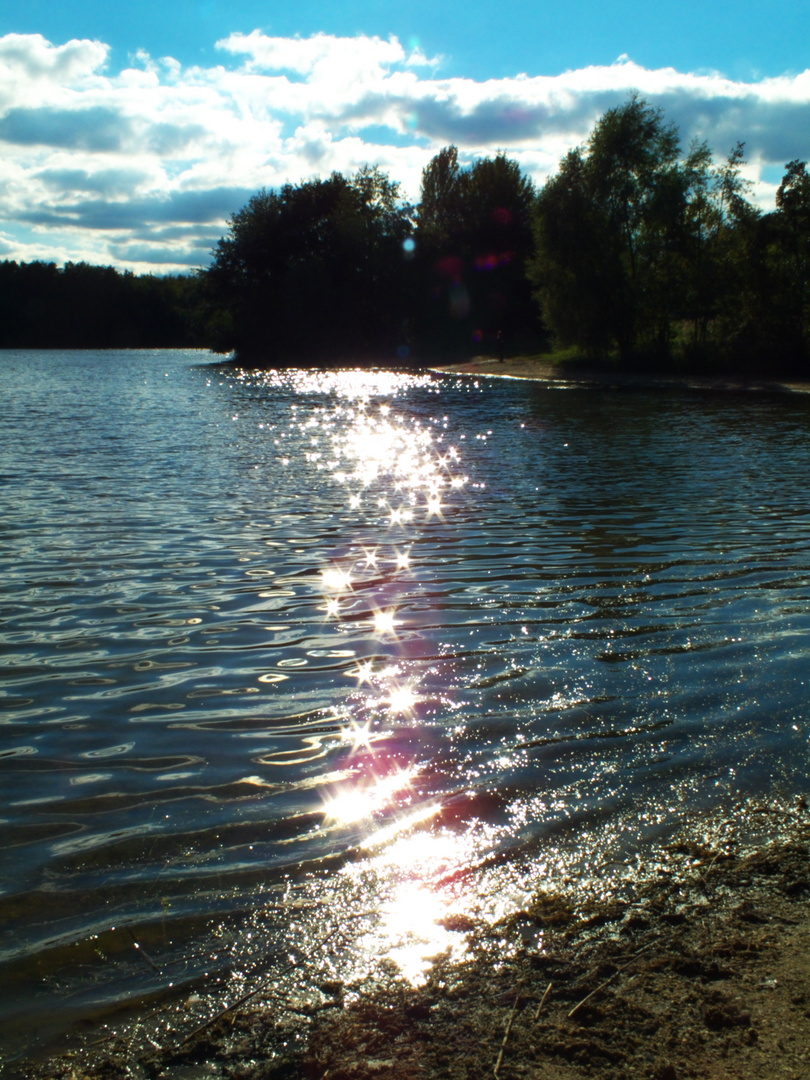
[[373, 609, 399, 635], [322, 567, 352, 590], [386, 684, 417, 715], [322, 766, 416, 826], [280, 370, 480, 986], [349, 827, 480, 985]]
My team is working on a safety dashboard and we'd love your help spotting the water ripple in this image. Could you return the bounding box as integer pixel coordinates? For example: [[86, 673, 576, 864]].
[[1, 353, 810, 1054]]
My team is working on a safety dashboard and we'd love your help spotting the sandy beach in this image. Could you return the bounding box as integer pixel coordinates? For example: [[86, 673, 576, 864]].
[[429, 356, 810, 395]]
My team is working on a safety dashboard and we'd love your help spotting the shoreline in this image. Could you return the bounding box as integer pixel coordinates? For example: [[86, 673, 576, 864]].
[[17, 801, 810, 1080], [428, 355, 810, 394]]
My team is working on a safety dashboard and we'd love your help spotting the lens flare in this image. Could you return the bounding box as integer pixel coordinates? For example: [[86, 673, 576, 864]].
[[361, 546, 379, 568], [385, 684, 417, 716], [340, 719, 375, 755], [389, 507, 413, 526], [426, 495, 443, 519], [349, 660, 376, 686]]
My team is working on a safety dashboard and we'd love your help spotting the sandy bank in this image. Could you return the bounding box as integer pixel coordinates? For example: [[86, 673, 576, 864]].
[[429, 356, 810, 395]]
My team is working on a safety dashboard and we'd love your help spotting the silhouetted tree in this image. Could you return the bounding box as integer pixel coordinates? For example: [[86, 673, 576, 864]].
[[201, 167, 414, 363], [531, 96, 692, 360], [414, 147, 540, 357], [773, 160, 810, 355], [528, 97, 780, 368], [417, 145, 463, 248], [529, 147, 621, 356]]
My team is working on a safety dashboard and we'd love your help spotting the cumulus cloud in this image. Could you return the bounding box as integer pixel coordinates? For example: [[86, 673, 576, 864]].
[[217, 30, 413, 77], [0, 31, 809, 272], [107, 241, 208, 265], [19, 187, 255, 230], [0, 32, 107, 82], [35, 167, 150, 196]]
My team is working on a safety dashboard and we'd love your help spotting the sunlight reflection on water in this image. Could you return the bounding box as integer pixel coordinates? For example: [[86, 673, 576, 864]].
[[3, 354, 810, 1054], [216, 367, 502, 988]]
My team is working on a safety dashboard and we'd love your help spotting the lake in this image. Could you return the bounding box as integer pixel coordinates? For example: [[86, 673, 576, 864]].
[[1, 349, 809, 1060]]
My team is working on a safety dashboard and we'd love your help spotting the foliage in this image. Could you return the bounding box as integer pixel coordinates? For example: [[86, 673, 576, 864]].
[[201, 153, 542, 363], [526, 96, 806, 369], [0, 260, 202, 348], [531, 96, 688, 359], [200, 167, 414, 363], [772, 160, 810, 352], [414, 148, 542, 357]]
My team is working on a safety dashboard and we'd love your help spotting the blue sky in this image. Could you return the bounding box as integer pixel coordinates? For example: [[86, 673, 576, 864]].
[[2, 1, 810, 272], [13, 1, 810, 81]]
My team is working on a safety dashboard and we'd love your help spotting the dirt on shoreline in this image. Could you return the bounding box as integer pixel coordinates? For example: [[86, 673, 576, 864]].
[[429, 356, 810, 395], [15, 802, 810, 1080]]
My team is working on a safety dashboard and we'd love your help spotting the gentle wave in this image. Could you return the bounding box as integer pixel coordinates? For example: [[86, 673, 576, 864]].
[[1, 352, 810, 1054]]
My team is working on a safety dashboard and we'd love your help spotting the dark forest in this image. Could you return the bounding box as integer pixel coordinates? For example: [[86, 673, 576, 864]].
[[0, 260, 201, 349]]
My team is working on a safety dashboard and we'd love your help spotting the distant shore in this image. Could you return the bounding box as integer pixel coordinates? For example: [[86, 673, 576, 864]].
[[429, 354, 810, 394]]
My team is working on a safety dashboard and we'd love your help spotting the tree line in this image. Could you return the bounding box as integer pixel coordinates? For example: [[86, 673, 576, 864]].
[[199, 94, 810, 374], [0, 260, 201, 348], [531, 95, 810, 373], [4, 96, 810, 373], [199, 153, 541, 364]]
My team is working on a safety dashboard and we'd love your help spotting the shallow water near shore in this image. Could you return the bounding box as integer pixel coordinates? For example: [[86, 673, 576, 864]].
[[1, 349, 809, 1061]]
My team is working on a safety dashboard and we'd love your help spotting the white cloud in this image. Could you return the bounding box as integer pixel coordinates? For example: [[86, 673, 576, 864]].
[[0, 32, 108, 83], [216, 30, 410, 77], [0, 31, 809, 273]]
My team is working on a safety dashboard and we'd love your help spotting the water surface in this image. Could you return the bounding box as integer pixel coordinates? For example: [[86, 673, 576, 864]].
[[1, 350, 808, 1056]]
